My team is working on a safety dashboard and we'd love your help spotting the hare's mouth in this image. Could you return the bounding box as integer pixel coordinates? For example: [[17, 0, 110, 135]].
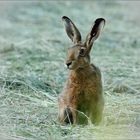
[[68, 65, 77, 70]]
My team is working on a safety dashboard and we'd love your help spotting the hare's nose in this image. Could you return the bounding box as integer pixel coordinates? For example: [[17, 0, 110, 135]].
[[66, 62, 72, 68]]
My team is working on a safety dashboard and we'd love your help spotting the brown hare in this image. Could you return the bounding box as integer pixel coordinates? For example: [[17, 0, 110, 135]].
[[58, 16, 105, 125]]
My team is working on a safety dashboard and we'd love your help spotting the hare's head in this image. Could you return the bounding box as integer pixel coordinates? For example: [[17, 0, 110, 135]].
[[62, 16, 105, 70]]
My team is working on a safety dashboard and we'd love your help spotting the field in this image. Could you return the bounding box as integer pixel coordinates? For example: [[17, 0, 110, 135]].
[[0, 1, 140, 140]]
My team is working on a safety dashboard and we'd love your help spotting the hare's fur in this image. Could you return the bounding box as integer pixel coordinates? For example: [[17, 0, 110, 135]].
[[58, 16, 105, 125]]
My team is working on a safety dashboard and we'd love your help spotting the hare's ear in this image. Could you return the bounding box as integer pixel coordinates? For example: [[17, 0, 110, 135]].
[[85, 18, 105, 53], [62, 16, 81, 44]]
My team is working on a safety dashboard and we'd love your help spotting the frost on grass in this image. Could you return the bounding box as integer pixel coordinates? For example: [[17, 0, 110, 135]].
[[0, 1, 140, 140]]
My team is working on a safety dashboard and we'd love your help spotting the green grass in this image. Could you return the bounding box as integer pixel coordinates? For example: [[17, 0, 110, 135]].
[[0, 1, 140, 140]]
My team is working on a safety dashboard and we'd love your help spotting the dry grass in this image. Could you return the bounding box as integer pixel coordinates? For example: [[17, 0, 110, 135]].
[[0, 1, 140, 140]]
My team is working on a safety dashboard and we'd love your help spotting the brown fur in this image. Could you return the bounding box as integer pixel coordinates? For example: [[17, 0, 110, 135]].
[[58, 16, 105, 125]]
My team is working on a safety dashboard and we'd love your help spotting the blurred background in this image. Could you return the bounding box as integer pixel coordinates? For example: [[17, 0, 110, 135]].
[[0, 1, 140, 140]]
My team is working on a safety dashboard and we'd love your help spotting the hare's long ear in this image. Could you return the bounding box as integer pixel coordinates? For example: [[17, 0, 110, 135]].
[[62, 16, 81, 44], [85, 18, 105, 53]]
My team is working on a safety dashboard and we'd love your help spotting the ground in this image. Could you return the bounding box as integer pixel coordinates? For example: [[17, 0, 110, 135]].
[[0, 1, 140, 140]]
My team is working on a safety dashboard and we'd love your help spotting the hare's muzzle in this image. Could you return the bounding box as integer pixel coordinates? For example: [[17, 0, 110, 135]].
[[64, 107, 73, 124], [66, 62, 72, 69]]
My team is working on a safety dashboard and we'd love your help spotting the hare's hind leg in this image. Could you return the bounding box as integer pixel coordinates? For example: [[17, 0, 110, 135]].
[[90, 109, 103, 125], [90, 110, 103, 125], [90, 100, 104, 125]]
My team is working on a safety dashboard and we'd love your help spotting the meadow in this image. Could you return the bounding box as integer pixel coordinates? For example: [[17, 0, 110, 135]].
[[0, 1, 140, 140]]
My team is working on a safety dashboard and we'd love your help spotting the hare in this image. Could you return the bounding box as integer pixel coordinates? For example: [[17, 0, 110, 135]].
[[58, 16, 105, 125]]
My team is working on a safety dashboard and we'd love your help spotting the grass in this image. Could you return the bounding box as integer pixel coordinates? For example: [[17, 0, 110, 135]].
[[0, 1, 140, 140]]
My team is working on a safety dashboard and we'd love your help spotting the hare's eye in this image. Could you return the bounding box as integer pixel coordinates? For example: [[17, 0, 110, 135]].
[[79, 48, 85, 56]]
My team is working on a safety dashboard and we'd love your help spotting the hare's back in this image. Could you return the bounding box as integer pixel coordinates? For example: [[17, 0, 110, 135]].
[[90, 64, 102, 79]]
